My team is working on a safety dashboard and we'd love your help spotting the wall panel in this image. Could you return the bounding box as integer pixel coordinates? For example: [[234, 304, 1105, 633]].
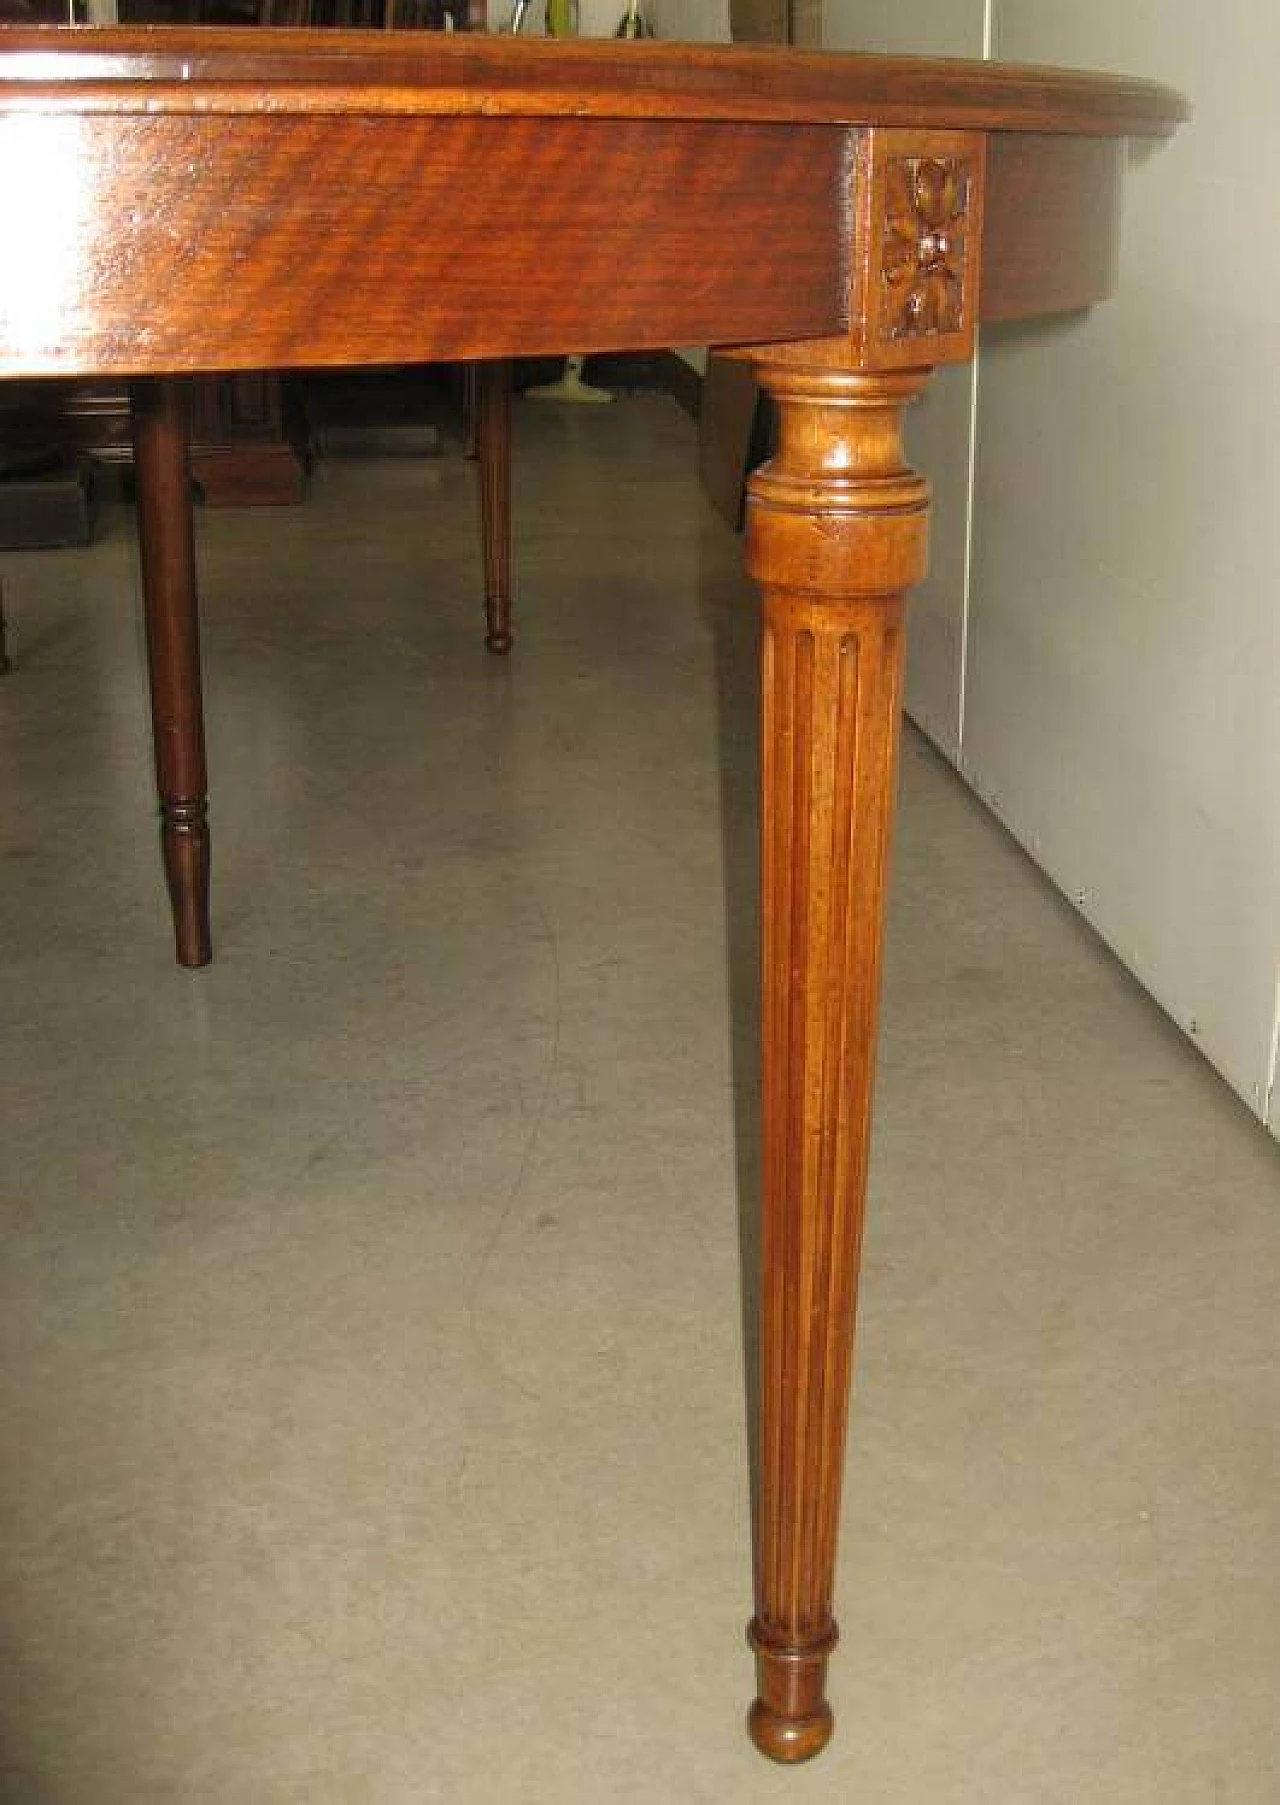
[[969, 0, 1280, 1130]]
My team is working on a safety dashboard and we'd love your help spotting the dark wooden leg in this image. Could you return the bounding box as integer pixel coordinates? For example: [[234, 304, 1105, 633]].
[[130, 377, 212, 969], [461, 364, 478, 460], [0, 578, 10, 673], [744, 361, 932, 1762], [474, 358, 513, 655]]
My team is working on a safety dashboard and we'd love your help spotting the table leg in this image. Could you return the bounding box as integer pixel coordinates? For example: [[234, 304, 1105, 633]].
[[744, 361, 932, 1762], [130, 376, 212, 969], [475, 358, 513, 655]]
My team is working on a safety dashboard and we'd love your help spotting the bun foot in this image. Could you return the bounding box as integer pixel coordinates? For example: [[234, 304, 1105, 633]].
[[747, 1696, 834, 1764], [747, 1618, 837, 1763]]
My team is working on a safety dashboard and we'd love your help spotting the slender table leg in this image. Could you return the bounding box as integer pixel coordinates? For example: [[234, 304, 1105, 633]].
[[0, 577, 10, 674], [744, 360, 932, 1762], [474, 358, 513, 655], [130, 377, 212, 969]]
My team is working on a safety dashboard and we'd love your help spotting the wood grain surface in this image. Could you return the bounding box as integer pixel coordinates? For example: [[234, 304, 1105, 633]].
[[0, 33, 1187, 380], [983, 133, 1124, 322], [745, 363, 929, 1761], [130, 377, 211, 970], [0, 28, 1187, 136], [0, 112, 850, 375]]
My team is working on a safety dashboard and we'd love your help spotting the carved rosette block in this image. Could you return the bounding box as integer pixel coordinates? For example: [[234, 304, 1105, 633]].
[[854, 128, 984, 370], [743, 363, 932, 1761], [882, 156, 967, 337]]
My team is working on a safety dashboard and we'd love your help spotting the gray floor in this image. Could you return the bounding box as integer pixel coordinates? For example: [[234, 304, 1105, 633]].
[[1, 396, 1276, 1804]]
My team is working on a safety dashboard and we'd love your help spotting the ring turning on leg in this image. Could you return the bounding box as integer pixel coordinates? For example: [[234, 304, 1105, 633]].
[[745, 360, 934, 1762], [131, 376, 212, 969]]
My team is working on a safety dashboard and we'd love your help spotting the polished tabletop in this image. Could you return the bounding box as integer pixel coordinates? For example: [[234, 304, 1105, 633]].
[[0, 30, 1186, 376]]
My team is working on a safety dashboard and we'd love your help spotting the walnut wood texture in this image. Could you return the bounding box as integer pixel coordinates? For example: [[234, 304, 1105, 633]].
[[0, 29, 1187, 1767], [0, 110, 849, 375], [474, 358, 512, 655], [130, 377, 211, 969], [744, 362, 926, 1762], [734, 118, 990, 1763], [0, 32, 1185, 381], [702, 129, 1124, 509], [0, 29, 1185, 134], [983, 133, 1124, 322]]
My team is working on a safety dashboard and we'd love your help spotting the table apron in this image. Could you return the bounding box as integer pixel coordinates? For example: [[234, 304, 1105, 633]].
[[0, 111, 853, 377]]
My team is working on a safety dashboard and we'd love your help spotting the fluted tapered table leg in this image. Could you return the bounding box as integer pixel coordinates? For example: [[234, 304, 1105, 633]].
[[745, 360, 933, 1762], [131, 376, 211, 969], [474, 358, 513, 655]]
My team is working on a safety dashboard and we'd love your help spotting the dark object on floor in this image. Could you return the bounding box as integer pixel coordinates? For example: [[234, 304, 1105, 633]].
[[53, 372, 306, 508], [0, 452, 97, 550], [304, 366, 457, 460]]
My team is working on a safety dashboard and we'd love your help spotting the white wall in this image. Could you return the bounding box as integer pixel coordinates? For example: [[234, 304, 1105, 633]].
[[825, 0, 1280, 1137]]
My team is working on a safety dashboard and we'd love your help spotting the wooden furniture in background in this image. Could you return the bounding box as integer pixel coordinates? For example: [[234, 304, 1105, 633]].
[[0, 29, 1185, 1764], [730, 0, 819, 44], [40, 369, 304, 503]]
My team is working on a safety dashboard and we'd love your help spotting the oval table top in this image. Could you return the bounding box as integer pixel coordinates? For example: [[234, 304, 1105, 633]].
[[0, 27, 1187, 135], [0, 30, 1188, 377]]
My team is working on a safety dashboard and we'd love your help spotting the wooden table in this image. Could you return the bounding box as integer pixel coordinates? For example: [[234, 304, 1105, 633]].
[[0, 29, 1185, 1764]]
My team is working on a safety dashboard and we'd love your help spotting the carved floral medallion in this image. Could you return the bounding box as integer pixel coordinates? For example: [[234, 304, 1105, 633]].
[[880, 156, 971, 343]]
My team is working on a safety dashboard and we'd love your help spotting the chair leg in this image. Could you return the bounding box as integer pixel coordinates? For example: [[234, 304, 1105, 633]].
[[474, 358, 513, 655], [130, 377, 212, 969]]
